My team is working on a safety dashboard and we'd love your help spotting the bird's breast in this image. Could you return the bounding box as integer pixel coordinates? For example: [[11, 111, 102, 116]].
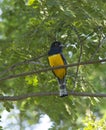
[[48, 54, 66, 79]]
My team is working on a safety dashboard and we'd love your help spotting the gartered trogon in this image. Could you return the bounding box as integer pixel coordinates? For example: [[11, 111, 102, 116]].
[[48, 41, 68, 97]]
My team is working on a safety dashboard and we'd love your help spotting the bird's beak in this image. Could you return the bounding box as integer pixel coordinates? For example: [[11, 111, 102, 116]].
[[59, 44, 65, 48]]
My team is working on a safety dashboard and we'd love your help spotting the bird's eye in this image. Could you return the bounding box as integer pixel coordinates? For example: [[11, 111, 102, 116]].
[[55, 43, 58, 46]]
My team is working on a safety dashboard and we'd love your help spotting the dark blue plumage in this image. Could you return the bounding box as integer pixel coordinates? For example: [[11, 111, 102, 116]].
[[48, 41, 63, 55], [48, 41, 68, 97]]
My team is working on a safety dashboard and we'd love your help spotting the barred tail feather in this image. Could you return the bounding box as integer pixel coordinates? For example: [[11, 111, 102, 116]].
[[58, 78, 68, 97]]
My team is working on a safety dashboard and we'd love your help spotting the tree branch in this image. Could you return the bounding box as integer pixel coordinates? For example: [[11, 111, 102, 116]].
[[0, 59, 105, 82], [0, 91, 106, 101], [72, 25, 83, 89], [0, 53, 47, 77], [90, 34, 106, 61]]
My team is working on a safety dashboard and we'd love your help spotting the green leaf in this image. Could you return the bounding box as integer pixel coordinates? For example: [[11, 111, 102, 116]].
[[25, 75, 38, 87]]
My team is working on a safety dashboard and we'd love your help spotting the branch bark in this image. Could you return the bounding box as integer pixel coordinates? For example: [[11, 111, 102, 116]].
[[0, 59, 105, 82], [90, 34, 106, 61], [0, 53, 47, 77], [72, 25, 83, 89], [0, 91, 106, 101]]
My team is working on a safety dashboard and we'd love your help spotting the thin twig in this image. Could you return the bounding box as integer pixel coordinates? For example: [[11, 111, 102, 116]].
[[72, 25, 83, 89], [0, 53, 47, 77], [90, 34, 106, 61], [0, 91, 106, 101], [0, 59, 105, 82]]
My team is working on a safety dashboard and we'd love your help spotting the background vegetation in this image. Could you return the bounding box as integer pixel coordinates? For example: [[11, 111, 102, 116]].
[[0, 0, 106, 129]]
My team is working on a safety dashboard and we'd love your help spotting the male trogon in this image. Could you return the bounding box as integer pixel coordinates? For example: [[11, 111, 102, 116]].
[[48, 41, 68, 97]]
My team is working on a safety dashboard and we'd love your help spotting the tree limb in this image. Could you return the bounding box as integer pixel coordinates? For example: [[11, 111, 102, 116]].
[[0, 91, 106, 101], [72, 25, 83, 89], [0, 53, 47, 77], [90, 34, 106, 61], [0, 59, 105, 82]]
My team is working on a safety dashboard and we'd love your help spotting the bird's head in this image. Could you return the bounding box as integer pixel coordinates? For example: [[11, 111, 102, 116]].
[[48, 41, 64, 55], [50, 41, 63, 50]]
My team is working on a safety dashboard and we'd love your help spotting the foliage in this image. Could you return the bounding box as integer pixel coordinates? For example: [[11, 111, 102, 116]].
[[83, 110, 106, 130], [0, 0, 106, 129]]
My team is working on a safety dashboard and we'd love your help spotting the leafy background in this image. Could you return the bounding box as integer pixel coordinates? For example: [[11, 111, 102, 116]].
[[0, 0, 106, 129]]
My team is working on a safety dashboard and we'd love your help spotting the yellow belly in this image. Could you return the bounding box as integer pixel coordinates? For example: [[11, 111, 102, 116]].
[[48, 54, 66, 79]]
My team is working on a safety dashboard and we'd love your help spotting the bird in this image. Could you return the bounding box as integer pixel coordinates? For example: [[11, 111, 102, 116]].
[[48, 41, 68, 97]]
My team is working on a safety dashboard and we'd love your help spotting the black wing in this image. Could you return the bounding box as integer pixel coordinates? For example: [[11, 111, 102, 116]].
[[60, 53, 67, 65]]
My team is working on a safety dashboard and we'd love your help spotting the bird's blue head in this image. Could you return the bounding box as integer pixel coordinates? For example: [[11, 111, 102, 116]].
[[48, 41, 63, 55]]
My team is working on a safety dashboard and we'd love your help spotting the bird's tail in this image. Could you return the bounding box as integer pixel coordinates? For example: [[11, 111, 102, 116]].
[[58, 78, 68, 97]]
